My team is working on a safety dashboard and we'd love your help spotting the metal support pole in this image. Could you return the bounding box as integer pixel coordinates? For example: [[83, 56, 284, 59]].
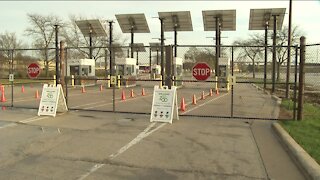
[[60, 40, 65, 87], [149, 47, 152, 78], [297, 36, 306, 121], [286, 0, 293, 98], [54, 25, 60, 86], [231, 47, 234, 117], [272, 15, 277, 93], [89, 29, 93, 59], [165, 45, 173, 89], [264, 21, 269, 89], [10, 50, 14, 107], [130, 28, 134, 58], [174, 27, 177, 57], [109, 21, 113, 77], [156, 50, 159, 65], [215, 17, 219, 77], [160, 17, 165, 86], [136, 51, 139, 66], [293, 46, 298, 120]]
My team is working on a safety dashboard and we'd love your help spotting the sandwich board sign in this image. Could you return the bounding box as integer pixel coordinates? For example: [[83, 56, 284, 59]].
[[150, 85, 179, 124], [38, 84, 68, 117]]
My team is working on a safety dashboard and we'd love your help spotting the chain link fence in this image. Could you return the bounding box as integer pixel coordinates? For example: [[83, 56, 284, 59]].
[[0, 43, 319, 120]]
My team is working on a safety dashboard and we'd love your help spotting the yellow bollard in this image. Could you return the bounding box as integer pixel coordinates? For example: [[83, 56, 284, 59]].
[[107, 75, 110, 88], [117, 75, 121, 88], [71, 75, 75, 87], [53, 75, 56, 86], [215, 76, 218, 90], [227, 76, 230, 92]]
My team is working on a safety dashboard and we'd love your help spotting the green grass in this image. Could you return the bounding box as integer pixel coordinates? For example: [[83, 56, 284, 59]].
[[280, 100, 320, 164]]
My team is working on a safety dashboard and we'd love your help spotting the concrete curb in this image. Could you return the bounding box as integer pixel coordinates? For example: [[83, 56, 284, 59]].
[[272, 122, 320, 180], [251, 83, 281, 105]]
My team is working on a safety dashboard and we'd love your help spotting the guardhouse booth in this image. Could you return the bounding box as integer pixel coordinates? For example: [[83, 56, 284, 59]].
[[67, 58, 96, 85], [218, 57, 230, 89], [173, 57, 183, 86], [116, 58, 137, 87], [151, 64, 161, 79]]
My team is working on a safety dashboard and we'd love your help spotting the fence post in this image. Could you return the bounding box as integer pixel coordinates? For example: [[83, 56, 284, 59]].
[[165, 45, 173, 89], [60, 40, 65, 88], [297, 36, 306, 121]]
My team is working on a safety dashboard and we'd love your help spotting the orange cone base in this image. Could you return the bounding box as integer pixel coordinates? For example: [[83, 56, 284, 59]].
[[180, 97, 186, 111], [192, 94, 197, 105], [130, 89, 134, 98], [201, 91, 205, 100], [121, 90, 126, 101], [141, 88, 145, 96]]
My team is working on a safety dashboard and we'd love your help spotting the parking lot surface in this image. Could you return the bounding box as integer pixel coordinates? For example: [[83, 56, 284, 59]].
[[0, 108, 305, 179]]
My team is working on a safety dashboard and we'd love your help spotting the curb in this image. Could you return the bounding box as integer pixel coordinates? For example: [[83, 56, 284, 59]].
[[272, 122, 320, 180]]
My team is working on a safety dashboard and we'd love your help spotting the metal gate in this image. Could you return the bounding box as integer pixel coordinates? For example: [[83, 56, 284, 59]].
[[1, 43, 317, 121]]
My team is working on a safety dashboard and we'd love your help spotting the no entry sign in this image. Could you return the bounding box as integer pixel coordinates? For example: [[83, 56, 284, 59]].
[[192, 62, 211, 81], [27, 63, 41, 79]]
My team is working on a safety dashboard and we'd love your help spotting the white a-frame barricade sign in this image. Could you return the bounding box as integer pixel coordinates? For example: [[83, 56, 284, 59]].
[[150, 86, 179, 124], [38, 84, 68, 117]]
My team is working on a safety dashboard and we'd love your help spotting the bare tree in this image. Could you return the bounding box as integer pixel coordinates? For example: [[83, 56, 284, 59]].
[[25, 13, 62, 76], [61, 15, 126, 62], [0, 32, 24, 76], [233, 33, 264, 78], [270, 25, 303, 80]]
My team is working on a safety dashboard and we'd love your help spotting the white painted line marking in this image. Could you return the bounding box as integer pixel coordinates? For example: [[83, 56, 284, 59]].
[[0, 123, 17, 129], [181, 93, 229, 115], [77, 122, 166, 180]]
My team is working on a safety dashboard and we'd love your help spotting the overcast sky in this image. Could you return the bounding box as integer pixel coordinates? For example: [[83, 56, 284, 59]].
[[1, 0, 320, 47]]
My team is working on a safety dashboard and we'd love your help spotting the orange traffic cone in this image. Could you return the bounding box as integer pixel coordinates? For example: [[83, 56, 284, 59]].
[[215, 88, 219, 95], [201, 91, 205, 100], [100, 84, 103, 91], [180, 97, 186, 111], [209, 89, 213, 96], [130, 89, 134, 98], [81, 86, 86, 93], [141, 88, 145, 96], [1, 86, 6, 102], [35, 90, 40, 99], [1, 106, 6, 110], [192, 94, 197, 105], [21, 85, 25, 93], [121, 89, 126, 101]]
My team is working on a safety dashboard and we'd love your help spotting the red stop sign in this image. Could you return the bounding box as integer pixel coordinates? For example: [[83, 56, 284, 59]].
[[27, 63, 41, 78], [192, 62, 211, 81]]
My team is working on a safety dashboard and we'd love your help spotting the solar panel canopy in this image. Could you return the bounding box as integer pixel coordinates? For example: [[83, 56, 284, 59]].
[[249, 8, 286, 30], [115, 13, 150, 33], [149, 43, 161, 51], [158, 11, 193, 32], [75, 19, 107, 37], [202, 10, 236, 31], [132, 43, 146, 52]]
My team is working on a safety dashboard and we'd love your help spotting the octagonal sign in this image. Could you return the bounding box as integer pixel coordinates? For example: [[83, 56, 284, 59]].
[[27, 63, 41, 79], [192, 62, 211, 81]]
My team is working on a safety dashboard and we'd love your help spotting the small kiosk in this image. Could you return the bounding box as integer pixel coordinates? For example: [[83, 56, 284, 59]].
[[218, 57, 230, 89], [151, 64, 161, 79], [116, 58, 137, 87], [173, 57, 183, 86], [67, 58, 96, 85]]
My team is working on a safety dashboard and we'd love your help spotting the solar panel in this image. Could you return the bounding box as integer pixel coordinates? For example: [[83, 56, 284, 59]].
[[202, 10, 236, 31], [115, 13, 150, 33], [75, 19, 107, 37], [158, 11, 193, 32], [249, 8, 286, 30]]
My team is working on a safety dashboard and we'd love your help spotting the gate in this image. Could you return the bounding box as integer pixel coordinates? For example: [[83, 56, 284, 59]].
[[2, 43, 319, 121]]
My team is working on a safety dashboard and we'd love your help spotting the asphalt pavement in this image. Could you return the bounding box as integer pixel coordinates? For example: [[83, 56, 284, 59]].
[[0, 108, 306, 180]]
